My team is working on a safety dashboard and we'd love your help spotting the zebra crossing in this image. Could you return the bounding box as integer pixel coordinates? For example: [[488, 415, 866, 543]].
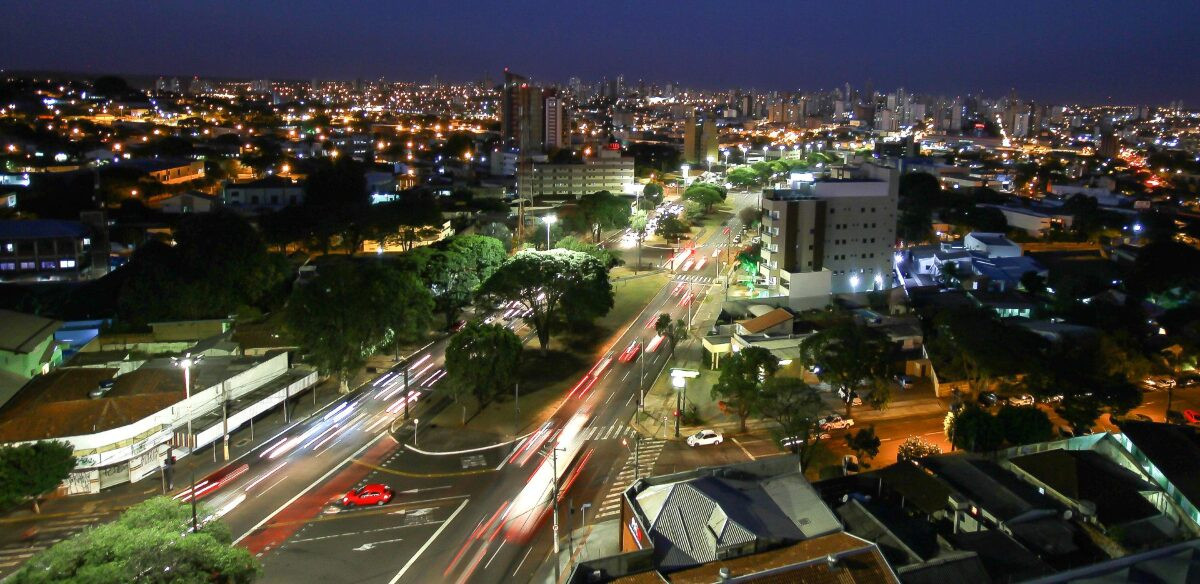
[[672, 274, 715, 285], [0, 511, 112, 571], [582, 423, 640, 442], [593, 439, 667, 521]]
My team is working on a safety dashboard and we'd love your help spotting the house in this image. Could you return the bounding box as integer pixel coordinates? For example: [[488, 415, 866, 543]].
[[154, 191, 218, 214], [977, 204, 1074, 237], [116, 159, 205, 184], [963, 232, 1021, 258], [569, 457, 899, 583], [221, 176, 304, 212], [0, 310, 64, 401]]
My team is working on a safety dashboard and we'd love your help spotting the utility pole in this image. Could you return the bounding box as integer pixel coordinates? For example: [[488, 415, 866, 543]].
[[639, 337, 645, 411], [514, 382, 520, 438], [403, 364, 411, 420], [190, 470, 198, 532], [550, 445, 562, 584], [221, 391, 230, 461]]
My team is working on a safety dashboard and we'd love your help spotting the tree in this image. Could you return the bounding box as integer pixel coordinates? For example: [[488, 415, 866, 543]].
[[574, 191, 631, 242], [736, 243, 762, 275], [478, 250, 613, 355], [555, 236, 620, 269], [712, 346, 779, 432], [444, 235, 508, 284], [655, 313, 688, 362], [844, 426, 882, 466], [996, 405, 1054, 445], [1026, 339, 1142, 434], [758, 376, 825, 469], [630, 210, 648, 233], [12, 497, 259, 584], [0, 441, 76, 514], [417, 248, 476, 330], [286, 262, 426, 391], [897, 436, 942, 461], [800, 320, 894, 416], [727, 167, 763, 188], [655, 216, 689, 242], [738, 206, 761, 230], [683, 201, 706, 224], [947, 404, 1004, 452], [641, 182, 664, 207], [376, 191, 444, 252], [683, 183, 725, 213], [378, 269, 434, 358], [444, 323, 522, 417]]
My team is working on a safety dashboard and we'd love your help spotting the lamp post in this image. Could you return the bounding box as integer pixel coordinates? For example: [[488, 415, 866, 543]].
[[543, 214, 557, 250], [172, 353, 202, 454], [673, 374, 686, 438]]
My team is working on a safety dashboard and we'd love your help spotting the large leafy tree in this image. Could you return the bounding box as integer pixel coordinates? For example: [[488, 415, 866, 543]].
[[712, 346, 779, 432], [0, 441, 76, 514], [1025, 339, 1142, 434], [947, 404, 1004, 452], [655, 215, 689, 242], [800, 319, 894, 416], [444, 323, 523, 416], [478, 250, 613, 355], [287, 262, 431, 392], [683, 182, 726, 213], [573, 191, 631, 242], [377, 190, 444, 252], [641, 183, 664, 208], [844, 427, 882, 466], [555, 236, 620, 270], [757, 376, 825, 468], [117, 211, 288, 327], [727, 167, 763, 188], [444, 235, 507, 284], [12, 497, 259, 584], [996, 405, 1054, 446], [928, 306, 1045, 392]]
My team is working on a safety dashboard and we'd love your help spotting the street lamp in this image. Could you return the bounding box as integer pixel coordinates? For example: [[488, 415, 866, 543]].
[[849, 273, 861, 292], [543, 214, 557, 250], [171, 353, 202, 455]]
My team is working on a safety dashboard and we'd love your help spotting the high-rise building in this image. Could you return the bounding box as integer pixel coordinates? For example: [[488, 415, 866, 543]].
[[501, 70, 568, 157], [516, 144, 634, 198], [682, 112, 719, 166], [759, 163, 898, 297]]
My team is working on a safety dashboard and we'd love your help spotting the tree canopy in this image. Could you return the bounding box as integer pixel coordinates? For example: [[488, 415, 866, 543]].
[[800, 319, 894, 416], [712, 346, 779, 432], [571, 191, 631, 242], [655, 215, 689, 242], [683, 182, 726, 213], [0, 441, 76, 513], [286, 261, 432, 391], [12, 497, 259, 584], [757, 376, 825, 468], [478, 250, 613, 354], [444, 323, 522, 415]]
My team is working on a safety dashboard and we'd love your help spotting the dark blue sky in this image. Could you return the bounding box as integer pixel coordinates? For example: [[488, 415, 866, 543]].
[[3, 1, 1197, 104]]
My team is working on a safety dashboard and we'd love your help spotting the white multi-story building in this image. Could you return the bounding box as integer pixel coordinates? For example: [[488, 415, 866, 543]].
[[516, 145, 634, 198], [759, 163, 899, 298]]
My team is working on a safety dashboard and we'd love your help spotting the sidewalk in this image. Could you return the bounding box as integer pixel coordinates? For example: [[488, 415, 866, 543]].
[[534, 518, 623, 584]]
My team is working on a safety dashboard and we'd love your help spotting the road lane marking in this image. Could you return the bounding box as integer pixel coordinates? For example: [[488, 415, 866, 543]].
[[258, 474, 290, 497], [353, 460, 495, 479], [731, 437, 756, 460], [234, 431, 386, 544], [388, 498, 470, 584], [513, 546, 534, 578], [483, 539, 507, 570], [290, 522, 430, 544], [354, 537, 405, 551]]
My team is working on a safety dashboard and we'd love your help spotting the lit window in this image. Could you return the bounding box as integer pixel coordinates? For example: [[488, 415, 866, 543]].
[[60, 260, 76, 269]]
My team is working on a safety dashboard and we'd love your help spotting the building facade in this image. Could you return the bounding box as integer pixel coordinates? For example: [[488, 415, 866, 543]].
[[0, 219, 94, 282], [516, 145, 634, 198], [221, 176, 304, 212], [682, 112, 718, 165], [759, 163, 898, 296]]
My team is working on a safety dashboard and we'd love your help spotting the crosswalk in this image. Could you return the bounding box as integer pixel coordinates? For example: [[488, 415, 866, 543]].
[[593, 439, 667, 521], [582, 423, 640, 442], [0, 511, 111, 571], [672, 274, 715, 285]]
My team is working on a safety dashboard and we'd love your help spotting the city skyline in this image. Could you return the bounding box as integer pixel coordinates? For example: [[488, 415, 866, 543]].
[[2, 1, 1198, 105]]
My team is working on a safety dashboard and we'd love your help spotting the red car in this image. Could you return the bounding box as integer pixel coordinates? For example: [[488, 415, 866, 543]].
[[342, 483, 394, 507], [618, 341, 641, 363], [1184, 409, 1200, 424]]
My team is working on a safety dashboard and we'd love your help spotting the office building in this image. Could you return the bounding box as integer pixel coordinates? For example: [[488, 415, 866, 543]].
[[681, 112, 718, 166], [759, 163, 898, 297], [0, 219, 96, 282], [516, 144, 634, 199]]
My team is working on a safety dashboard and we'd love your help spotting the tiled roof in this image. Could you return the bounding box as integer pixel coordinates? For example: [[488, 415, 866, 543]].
[[738, 308, 794, 335]]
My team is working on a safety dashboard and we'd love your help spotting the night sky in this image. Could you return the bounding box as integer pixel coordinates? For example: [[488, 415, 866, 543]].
[[3, 0, 1197, 105]]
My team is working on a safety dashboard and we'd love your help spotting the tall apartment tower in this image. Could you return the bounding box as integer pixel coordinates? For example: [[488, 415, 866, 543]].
[[502, 69, 568, 156], [682, 112, 718, 165], [759, 163, 898, 297]]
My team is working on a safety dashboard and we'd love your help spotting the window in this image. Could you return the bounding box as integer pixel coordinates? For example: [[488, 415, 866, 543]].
[[3, 243, 11, 253], [60, 259, 76, 269], [0, 262, 13, 271], [40, 261, 56, 269], [19, 261, 34, 270]]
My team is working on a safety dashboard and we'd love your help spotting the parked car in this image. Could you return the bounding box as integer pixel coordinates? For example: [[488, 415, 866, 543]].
[[819, 414, 855, 431], [977, 392, 999, 407], [687, 429, 724, 447], [342, 484, 394, 507], [1038, 394, 1063, 404], [780, 432, 831, 449], [1007, 394, 1035, 407], [1184, 410, 1200, 425]]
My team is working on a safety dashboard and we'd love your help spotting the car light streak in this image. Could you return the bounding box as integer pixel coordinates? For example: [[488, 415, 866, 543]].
[[242, 461, 288, 492], [646, 334, 665, 353]]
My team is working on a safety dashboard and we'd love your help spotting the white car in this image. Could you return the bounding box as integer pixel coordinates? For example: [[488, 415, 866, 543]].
[[686, 429, 724, 447], [1007, 394, 1035, 407], [819, 415, 855, 431]]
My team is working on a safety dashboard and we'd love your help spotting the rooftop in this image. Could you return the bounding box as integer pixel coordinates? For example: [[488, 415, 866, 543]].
[[0, 309, 61, 354], [1009, 449, 1160, 526], [737, 307, 794, 335], [1118, 421, 1200, 514], [0, 219, 90, 240]]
